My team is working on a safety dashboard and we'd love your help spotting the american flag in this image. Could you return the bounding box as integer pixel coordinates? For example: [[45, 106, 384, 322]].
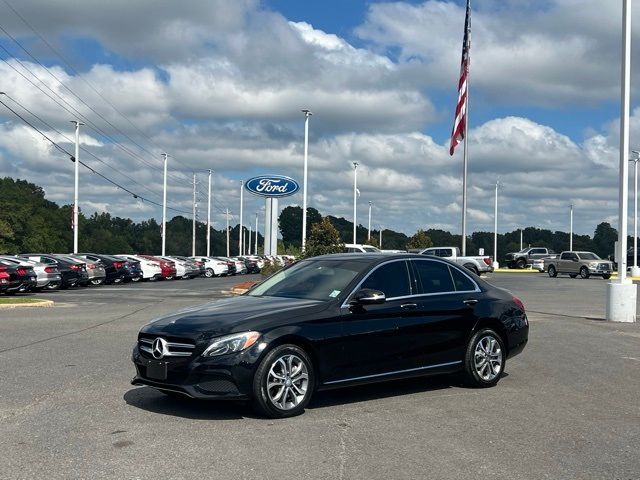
[[449, 0, 471, 156]]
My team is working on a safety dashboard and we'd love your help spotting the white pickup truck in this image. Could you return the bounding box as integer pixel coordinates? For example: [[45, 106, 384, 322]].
[[419, 246, 494, 275]]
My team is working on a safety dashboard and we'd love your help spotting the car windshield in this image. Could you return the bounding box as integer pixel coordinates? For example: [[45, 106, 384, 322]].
[[363, 246, 381, 252], [247, 259, 367, 301], [577, 252, 600, 260]]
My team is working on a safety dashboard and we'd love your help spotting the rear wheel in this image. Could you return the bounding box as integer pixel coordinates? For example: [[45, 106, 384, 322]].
[[580, 267, 590, 279], [463, 328, 505, 388], [602, 273, 611, 280], [515, 258, 526, 269], [90, 279, 104, 286], [547, 265, 557, 277], [204, 268, 214, 278], [131, 276, 141, 282], [464, 264, 479, 276], [252, 344, 314, 418]]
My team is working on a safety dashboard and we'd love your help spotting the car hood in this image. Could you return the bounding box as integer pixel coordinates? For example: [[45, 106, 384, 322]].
[[140, 295, 326, 341]]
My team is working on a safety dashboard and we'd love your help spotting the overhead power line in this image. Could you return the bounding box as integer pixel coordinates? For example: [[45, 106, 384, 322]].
[[0, 96, 191, 215]]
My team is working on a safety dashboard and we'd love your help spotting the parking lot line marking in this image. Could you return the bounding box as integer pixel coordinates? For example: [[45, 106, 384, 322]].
[[622, 357, 640, 362]]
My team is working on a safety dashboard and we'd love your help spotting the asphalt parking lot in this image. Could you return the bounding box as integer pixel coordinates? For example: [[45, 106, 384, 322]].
[[0, 273, 639, 480]]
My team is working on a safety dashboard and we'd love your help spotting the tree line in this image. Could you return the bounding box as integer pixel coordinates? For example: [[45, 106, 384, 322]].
[[0, 177, 624, 261]]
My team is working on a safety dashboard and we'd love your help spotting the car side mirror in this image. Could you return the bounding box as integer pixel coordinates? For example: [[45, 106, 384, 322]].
[[349, 288, 386, 305]]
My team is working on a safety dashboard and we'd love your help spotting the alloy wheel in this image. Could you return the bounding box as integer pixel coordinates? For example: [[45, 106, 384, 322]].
[[474, 335, 502, 382], [266, 354, 309, 410]]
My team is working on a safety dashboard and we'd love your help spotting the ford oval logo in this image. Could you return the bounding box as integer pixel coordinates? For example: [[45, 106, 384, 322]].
[[245, 175, 300, 198]]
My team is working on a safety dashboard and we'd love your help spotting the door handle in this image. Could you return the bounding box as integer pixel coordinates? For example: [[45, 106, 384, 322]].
[[401, 303, 418, 310], [463, 299, 478, 306]]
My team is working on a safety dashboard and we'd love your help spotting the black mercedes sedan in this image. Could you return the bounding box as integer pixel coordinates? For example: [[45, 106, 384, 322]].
[[131, 254, 528, 418]]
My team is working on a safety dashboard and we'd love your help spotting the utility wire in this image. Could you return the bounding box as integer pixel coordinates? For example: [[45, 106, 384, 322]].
[[0, 96, 191, 215]]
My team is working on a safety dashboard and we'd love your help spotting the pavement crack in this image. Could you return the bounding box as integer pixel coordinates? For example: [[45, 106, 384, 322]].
[[0, 301, 161, 355], [337, 420, 350, 480]]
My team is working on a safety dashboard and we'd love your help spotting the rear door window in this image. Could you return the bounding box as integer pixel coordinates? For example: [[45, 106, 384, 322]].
[[449, 266, 477, 292], [412, 260, 455, 294]]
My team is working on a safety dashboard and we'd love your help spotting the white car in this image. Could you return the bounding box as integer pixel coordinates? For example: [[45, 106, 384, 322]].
[[190, 257, 229, 277], [344, 243, 382, 253], [230, 257, 247, 274], [116, 254, 162, 281]]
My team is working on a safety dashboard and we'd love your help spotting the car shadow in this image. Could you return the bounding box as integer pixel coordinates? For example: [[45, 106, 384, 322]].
[[123, 387, 256, 420], [308, 375, 460, 410]]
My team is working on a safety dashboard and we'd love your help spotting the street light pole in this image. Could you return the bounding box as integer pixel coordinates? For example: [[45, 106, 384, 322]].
[[368, 201, 372, 241], [239, 181, 244, 256], [207, 169, 212, 257], [352, 162, 358, 245], [520, 228, 523, 251], [379, 226, 383, 249], [226, 208, 230, 257], [493, 180, 500, 269], [569, 204, 573, 252], [161, 153, 168, 256], [606, 0, 636, 323], [255, 212, 259, 255], [71, 120, 84, 254], [301, 109, 311, 251], [192, 173, 197, 257], [631, 151, 640, 277]]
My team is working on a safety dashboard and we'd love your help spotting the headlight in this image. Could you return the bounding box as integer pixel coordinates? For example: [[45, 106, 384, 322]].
[[202, 331, 260, 357], [588, 262, 598, 268]]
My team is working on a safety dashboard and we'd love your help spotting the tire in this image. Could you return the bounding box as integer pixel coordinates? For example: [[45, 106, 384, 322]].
[[569, 274, 577, 278], [90, 279, 104, 286], [252, 344, 315, 418], [547, 265, 557, 277], [463, 328, 506, 388], [602, 274, 611, 280], [131, 276, 141, 283], [464, 264, 479, 276], [580, 267, 590, 279], [204, 268, 214, 278], [515, 258, 526, 269]]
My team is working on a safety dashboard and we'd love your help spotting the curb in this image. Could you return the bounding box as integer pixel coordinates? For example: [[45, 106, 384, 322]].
[[230, 281, 258, 295], [0, 299, 54, 309], [493, 269, 541, 274]]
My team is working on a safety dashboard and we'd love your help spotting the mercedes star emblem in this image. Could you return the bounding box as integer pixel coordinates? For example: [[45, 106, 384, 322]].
[[151, 338, 167, 359]]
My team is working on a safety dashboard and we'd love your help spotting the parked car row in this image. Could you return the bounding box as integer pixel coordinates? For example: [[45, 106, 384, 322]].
[[0, 253, 290, 294]]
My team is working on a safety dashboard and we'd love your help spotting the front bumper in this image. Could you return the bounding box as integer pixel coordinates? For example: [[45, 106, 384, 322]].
[[131, 345, 261, 400]]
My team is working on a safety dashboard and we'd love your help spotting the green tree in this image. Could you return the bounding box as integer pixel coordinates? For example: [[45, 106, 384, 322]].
[[593, 222, 617, 258], [406, 229, 433, 250], [279, 206, 322, 249], [304, 217, 344, 258]]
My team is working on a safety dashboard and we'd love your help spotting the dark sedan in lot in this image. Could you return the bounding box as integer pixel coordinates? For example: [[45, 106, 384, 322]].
[[0, 259, 37, 294], [131, 254, 528, 418], [77, 253, 128, 284]]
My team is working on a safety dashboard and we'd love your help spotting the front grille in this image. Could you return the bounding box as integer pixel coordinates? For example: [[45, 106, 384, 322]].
[[139, 335, 195, 358], [597, 263, 611, 271]]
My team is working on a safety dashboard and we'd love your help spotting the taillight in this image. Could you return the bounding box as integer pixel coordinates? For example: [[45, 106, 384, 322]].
[[513, 296, 525, 312], [17, 268, 26, 275], [113, 261, 123, 269], [44, 266, 56, 273], [483, 257, 492, 266], [69, 264, 80, 271], [86, 263, 96, 270]]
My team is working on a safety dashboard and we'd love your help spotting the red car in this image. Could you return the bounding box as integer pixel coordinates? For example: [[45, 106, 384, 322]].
[[138, 255, 176, 280]]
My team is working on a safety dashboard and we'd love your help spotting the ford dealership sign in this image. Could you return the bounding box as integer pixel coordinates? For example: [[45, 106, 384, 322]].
[[245, 175, 299, 198]]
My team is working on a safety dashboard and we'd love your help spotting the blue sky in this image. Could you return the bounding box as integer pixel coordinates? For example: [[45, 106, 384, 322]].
[[0, 0, 638, 239]]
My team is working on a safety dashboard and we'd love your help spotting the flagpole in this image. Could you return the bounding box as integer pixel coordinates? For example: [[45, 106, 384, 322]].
[[461, 95, 468, 256]]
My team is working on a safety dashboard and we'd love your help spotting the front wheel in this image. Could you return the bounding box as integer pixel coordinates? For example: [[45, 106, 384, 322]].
[[90, 279, 104, 286], [252, 344, 314, 418], [547, 265, 557, 277], [204, 268, 214, 278], [602, 273, 611, 280], [515, 258, 526, 269], [580, 267, 590, 279], [463, 328, 506, 388]]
